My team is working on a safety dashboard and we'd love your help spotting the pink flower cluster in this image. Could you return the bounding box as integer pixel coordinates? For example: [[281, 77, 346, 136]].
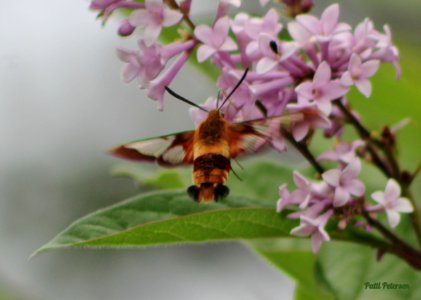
[[90, 0, 410, 253], [278, 146, 413, 253]]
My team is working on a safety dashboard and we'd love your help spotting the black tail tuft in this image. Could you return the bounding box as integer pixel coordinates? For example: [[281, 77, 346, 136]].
[[187, 185, 200, 202]]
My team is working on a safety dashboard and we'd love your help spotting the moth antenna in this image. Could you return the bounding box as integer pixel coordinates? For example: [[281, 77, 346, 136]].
[[230, 165, 243, 182], [216, 90, 221, 109], [219, 68, 249, 110], [165, 86, 209, 112], [255, 100, 268, 118], [233, 158, 244, 170]]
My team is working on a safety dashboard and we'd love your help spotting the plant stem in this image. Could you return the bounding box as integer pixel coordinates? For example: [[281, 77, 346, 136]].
[[334, 100, 392, 178], [281, 129, 325, 174], [280, 114, 421, 268], [165, 0, 195, 30], [334, 99, 421, 248], [363, 210, 421, 269]]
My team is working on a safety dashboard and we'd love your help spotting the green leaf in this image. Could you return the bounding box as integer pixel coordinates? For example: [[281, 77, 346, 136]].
[[111, 164, 189, 190], [228, 161, 314, 202], [316, 241, 421, 300], [252, 239, 334, 300], [32, 190, 298, 257]]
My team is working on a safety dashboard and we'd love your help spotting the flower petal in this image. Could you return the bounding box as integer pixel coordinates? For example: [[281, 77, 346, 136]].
[[349, 54, 362, 76], [129, 9, 153, 27], [341, 71, 354, 86], [347, 179, 365, 197], [386, 209, 401, 228], [384, 179, 401, 202], [291, 224, 314, 237], [342, 158, 361, 179], [322, 169, 341, 187], [256, 57, 278, 74], [392, 198, 414, 213], [292, 121, 310, 141], [143, 25, 162, 46], [295, 81, 314, 101], [220, 37, 238, 51], [361, 60, 380, 78], [321, 4, 339, 34], [163, 8, 183, 27], [313, 61, 331, 87], [288, 22, 312, 45], [371, 191, 385, 204], [333, 186, 350, 207], [311, 231, 323, 253], [355, 79, 372, 97], [197, 45, 216, 63], [297, 15, 320, 34], [194, 25, 213, 44], [293, 171, 310, 190], [122, 63, 140, 83]]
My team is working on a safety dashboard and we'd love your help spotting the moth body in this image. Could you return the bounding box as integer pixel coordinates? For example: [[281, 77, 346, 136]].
[[190, 110, 231, 203]]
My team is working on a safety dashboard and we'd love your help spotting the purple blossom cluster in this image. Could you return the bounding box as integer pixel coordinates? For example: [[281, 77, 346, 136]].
[[90, 0, 414, 253]]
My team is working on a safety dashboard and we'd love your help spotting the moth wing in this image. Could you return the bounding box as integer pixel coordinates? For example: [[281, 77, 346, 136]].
[[111, 130, 195, 166], [228, 112, 304, 158]]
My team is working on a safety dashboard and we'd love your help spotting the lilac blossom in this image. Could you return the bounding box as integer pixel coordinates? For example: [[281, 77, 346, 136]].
[[147, 51, 189, 110], [318, 140, 365, 164], [116, 40, 164, 88], [129, 0, 183, 46], [295, 61, 348, 115], [295, 4, 350, 43], [244, 9, 282, 57], [290, 209, 333, 253], [286, 102, 331, 141], [322, 158, 365, 207], [368, 179, 413, 228], [90, 0, 145, 24], [256, 34, 297, 74], [194, 17, 238, 63], [341, 54, 380, 97]]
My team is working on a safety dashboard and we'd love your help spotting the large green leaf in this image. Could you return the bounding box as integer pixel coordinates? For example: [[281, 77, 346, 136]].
[[317, 241, 421, 300], [32, 191, 298, 257], [251, 239, 334, 300]]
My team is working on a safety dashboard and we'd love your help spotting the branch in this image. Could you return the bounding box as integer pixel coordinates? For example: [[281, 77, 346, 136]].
[[363, 210, 421, 269], [281, 129, 325, 174], [334, 99, 421, 248], [164, 0, 195, 30]]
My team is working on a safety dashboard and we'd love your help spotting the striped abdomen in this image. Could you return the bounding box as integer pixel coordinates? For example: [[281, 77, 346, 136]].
[[187, 153, 231, 203]]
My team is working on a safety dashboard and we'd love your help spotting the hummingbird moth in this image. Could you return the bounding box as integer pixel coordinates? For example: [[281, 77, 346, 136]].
[[112, 69, 304, 203]]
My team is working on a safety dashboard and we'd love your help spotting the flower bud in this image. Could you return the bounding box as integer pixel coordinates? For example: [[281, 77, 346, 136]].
[[118, 19, 135, 37]]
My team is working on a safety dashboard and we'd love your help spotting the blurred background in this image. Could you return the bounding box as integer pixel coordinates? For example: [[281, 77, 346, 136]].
[[1, 1, 420, 299]]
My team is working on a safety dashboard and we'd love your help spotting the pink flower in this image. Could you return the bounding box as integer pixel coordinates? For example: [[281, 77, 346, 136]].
[[116, 40, 164, 88], [368, 179, 413, 228], [295, 4, 351, 43], [290, 209, 333, 253], [322, 158, 365, 207], [129, 0, 183, 46], [341, 54, 380, 97], [318, 140, 364, 164], [90, 0, 145, 24], [295, 61, 348, 115], [194, 17, 238, 63], [244, 9, 282, 56], [147, 51, 189, 110], [256, 34, 297, 74], [371, 25, 401, 79], [286, 102, 331, 141]]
